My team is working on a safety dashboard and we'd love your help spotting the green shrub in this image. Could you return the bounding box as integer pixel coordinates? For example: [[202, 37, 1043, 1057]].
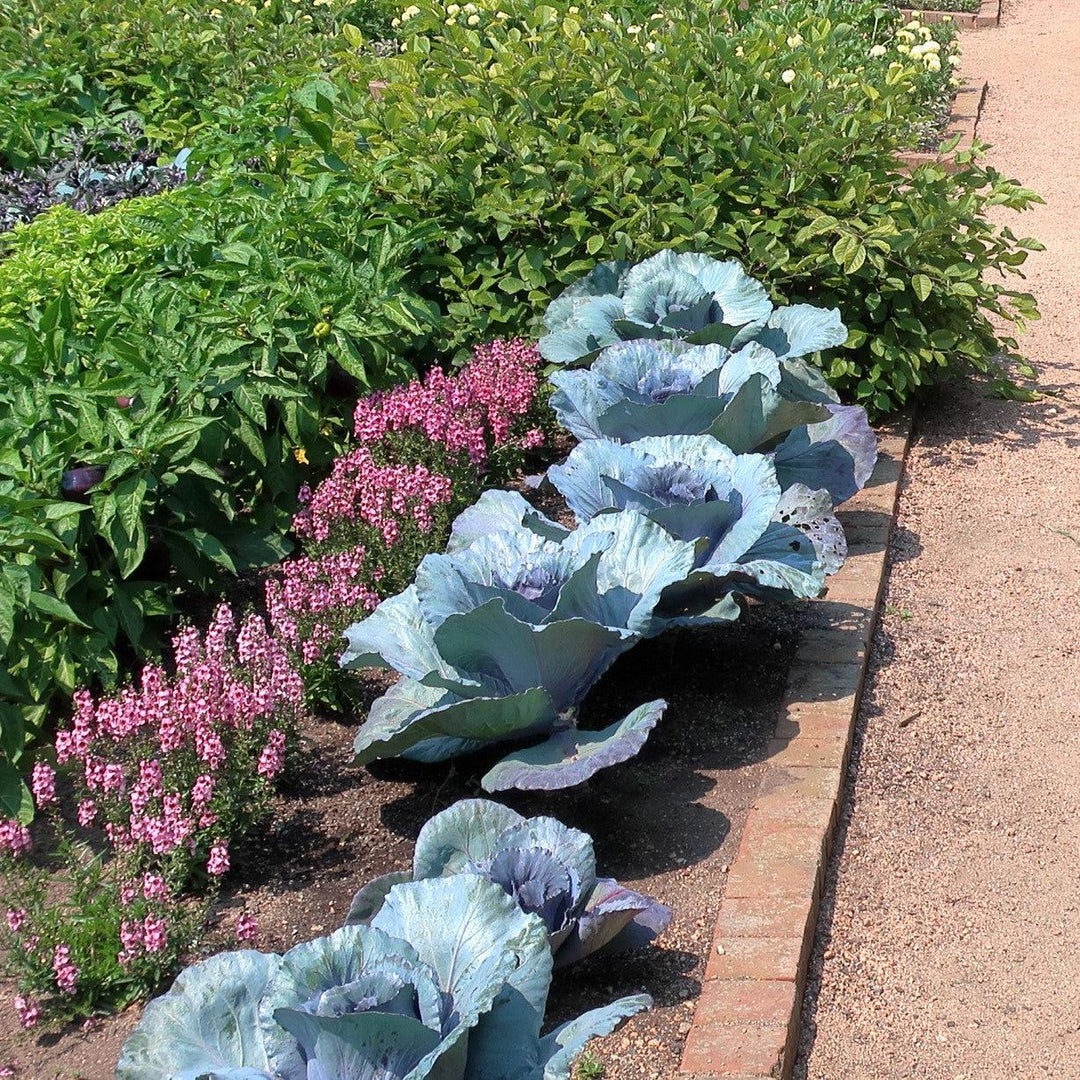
[[0, 174, 441, 811], [0, 0, 396, 168], [311, 0, 1039, 411]]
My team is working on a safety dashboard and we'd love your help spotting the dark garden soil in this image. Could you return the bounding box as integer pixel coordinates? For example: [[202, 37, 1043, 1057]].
[[0, 601, 804, 1080]]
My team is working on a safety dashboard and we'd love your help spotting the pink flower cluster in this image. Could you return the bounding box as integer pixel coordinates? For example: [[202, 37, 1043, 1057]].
[[51, 945, 79, 995], [352, 338, 542, 467], [265, 546, 383, 664], [235, 913, 259, 943], [0, 821, 30, 858], [50, 604, 302, 878], [292, 451, 455, 547], [119, 914, 169, 966], [267, 340, 544, 669], [0, 606, 304, 1024], [13, 994, 39, 1029]]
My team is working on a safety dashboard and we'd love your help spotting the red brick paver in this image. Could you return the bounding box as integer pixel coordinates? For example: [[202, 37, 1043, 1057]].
[[679, 423, 911, 1079]]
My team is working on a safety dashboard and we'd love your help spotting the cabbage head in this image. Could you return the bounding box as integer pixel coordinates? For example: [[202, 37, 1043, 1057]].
[[539, 251, 846, 368], [340, 496, 699, 790], [547, 435, 846, 632], [347, 799, 670, 969], [549, 337, 876, 504], [117, 875, 649, 1080]]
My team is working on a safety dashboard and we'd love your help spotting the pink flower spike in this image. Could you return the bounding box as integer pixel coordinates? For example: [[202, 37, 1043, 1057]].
[[207, 841, 230, 877], [235, 913, 259, 943], [30, 763, 56, 807], [142, 915, 167, 954], [13, 995, 39, 1030], [52, 944, 79, 995], [0, 821, 31, 858]]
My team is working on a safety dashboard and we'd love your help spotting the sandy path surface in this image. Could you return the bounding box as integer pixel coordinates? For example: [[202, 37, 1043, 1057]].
[[795, 2, 1080, 1078]]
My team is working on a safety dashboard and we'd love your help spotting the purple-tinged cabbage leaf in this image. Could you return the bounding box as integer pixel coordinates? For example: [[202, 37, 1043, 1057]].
[[117, 876, 650, 1080], [549, 338, 876, 504], [340, 495, 697, 790], [346, 799, 671, 969]]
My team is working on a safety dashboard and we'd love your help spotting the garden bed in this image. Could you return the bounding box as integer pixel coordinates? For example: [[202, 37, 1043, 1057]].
[[898, 0, 1001, 29], [0, 608, 806, 1079], [897, 75, 988, 173]]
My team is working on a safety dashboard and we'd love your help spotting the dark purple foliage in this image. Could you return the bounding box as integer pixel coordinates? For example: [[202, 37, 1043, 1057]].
[[0, 123, 192, 232]]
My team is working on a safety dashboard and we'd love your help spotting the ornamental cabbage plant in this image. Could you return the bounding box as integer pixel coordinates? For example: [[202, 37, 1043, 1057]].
[[116, 875, 649, 1080], [341, 498, 699, 790], [538, 251, 847, 366], [549, 338, 876, 504], [547, 436, 846, 632], [346, 798, 671, 968]]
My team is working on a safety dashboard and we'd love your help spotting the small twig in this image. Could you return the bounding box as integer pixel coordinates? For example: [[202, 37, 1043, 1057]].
[[1044, 525, 1080, 549], [898, 710, 922, 729]]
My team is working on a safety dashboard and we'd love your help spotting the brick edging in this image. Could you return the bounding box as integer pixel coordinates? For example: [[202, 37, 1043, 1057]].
[[678, 419, 913, 1079], [896, 75, 987, 174], [897, 0, 1000, 29]]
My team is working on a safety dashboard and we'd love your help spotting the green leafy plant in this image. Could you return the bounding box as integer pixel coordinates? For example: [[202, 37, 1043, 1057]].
[[301, 0, 1039, 412], [0, 173, 441, 806], [0, 0, 397, 169]]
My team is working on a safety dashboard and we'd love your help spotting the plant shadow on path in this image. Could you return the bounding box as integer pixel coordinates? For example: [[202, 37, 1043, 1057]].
[[913, 372, 1080, 455]]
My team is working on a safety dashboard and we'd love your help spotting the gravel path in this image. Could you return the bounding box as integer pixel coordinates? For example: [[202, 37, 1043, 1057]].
[[795, 2, 1080, 1077]]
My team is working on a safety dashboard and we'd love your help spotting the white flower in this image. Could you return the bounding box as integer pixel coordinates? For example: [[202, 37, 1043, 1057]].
[[904, 19, 921, 31], [645, 40, 657, 52], [568, 4, 579, 11], [949, 53, 962, 66], [896, 28, 915, 43], [391, 15, 400, 25], [925, 56, 941, 71], [601, 11, 614, 22], [896, 43, 910, 54], [734, 44, 744, 57], [925, 39, 940, 52], [919, 26, 933, 40], [447, 3, 460, 13], [787, 33, 803, 48], [781, 68, 796, 84], [463, 2, 476, 11], [495, 9, 509, 17], [627, 24, 642, 34], [467, 12, 479, 24], [401, 4, 421, 18], [869, 43, 887, 58], [950, 75, 962, 87], [942, 13, 953, 22]]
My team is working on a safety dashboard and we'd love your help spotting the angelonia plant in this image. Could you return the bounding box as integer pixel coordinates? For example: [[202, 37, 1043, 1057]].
[[346, 799, 672, 968], [116, 875, 650, 1080], [266, 338, 549, 709], [0, 605, 303, 1025], [341, 253, 877, 789]]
